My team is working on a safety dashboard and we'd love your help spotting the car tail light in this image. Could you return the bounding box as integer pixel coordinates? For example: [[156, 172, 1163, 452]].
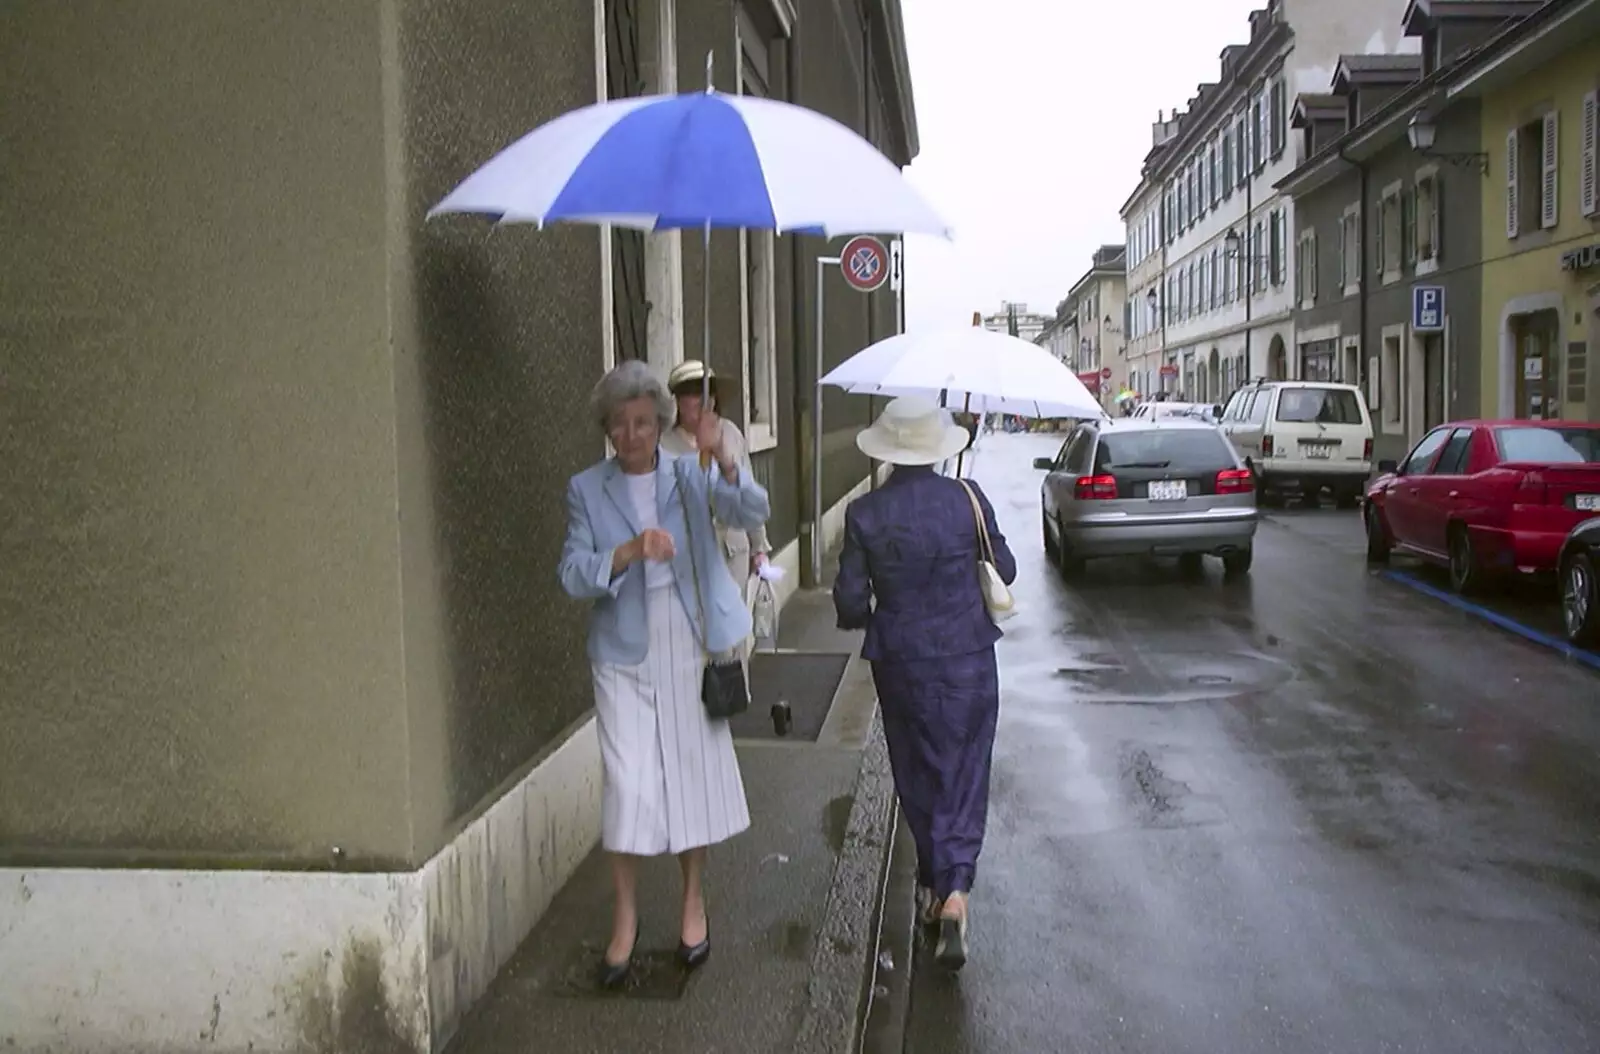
[[1074, 474, 1118, 500], [1262, 434, 1275, 457], [1363, 438, 1373, 461], [1216, 468, 1254, 495]]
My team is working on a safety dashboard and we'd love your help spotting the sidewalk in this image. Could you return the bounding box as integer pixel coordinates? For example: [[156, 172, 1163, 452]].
[[448, 550, 894, 1054]]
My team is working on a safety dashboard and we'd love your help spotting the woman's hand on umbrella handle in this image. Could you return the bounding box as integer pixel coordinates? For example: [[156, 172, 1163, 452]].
[[695, 409, 723, 461]]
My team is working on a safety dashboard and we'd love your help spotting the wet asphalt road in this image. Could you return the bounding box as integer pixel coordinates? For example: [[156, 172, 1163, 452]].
[[899, 433, 1600, 1054]]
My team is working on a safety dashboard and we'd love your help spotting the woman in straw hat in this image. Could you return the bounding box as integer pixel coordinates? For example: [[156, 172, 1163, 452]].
[[661, 360, 773, 649], [832, 397, 1016, 971]]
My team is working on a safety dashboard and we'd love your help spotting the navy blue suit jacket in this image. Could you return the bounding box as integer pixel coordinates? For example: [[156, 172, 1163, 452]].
[[832, 467, 1017, 663]]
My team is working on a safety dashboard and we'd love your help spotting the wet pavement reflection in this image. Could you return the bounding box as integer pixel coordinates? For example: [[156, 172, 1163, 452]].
[[899, 434, 1600, 1054]]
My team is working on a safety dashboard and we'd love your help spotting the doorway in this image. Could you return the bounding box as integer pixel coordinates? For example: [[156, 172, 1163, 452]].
[[1511, 309, 1561, 419], [1268, 335, 1287, 380]]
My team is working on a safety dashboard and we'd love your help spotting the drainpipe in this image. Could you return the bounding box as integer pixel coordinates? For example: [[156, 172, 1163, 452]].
[[787, 31, 817, 584], [1338, 146, 1368, 393]]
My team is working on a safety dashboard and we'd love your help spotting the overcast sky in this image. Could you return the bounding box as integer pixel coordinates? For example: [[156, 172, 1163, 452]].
[[900, 0, 1270, 329]]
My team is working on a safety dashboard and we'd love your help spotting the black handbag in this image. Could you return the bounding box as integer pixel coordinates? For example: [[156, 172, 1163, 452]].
[[680, 465, 751, 720]]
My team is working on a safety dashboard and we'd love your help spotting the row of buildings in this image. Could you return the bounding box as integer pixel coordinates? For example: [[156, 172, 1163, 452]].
[[1038, 0, 1600, 458], [1, 1, 917, 1050]]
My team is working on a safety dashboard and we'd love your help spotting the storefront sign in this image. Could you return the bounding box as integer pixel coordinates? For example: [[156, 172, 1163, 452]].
[[1559, 242, 1600, 272], [1412, 285, 1445, 332]]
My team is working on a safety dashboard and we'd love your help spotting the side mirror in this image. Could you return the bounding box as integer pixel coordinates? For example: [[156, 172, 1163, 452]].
[[1377, 459, 1399, 474], [1033, 457, 1055, 470]]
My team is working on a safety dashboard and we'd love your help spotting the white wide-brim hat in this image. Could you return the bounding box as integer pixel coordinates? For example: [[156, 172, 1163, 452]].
[[855, 396, 971, 466]]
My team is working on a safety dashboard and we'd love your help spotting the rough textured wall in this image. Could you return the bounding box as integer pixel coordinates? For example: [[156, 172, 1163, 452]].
[[0, 1, 413, 864], [394, 0, 605, 855]]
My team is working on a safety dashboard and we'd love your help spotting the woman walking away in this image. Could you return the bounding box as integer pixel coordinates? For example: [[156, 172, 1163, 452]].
[[660, 359, 773, 652], [559, 360, 771, 989], [832, 397, 1017, 971]]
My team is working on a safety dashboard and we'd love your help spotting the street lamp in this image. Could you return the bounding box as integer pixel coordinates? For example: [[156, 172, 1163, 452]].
[[1406, 111, 1488, 175]]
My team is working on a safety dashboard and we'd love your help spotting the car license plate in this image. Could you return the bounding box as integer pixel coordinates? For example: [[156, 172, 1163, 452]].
[[1577, 494, 1600, 511], [1304, 444, 1334, 460], [1149, 480, 1187, 501]]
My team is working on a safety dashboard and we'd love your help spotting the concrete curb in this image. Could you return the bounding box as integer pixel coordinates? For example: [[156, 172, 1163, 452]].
[[791, 709, 896, 1054]]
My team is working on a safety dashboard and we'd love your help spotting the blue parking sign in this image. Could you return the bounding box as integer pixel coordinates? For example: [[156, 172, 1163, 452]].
[[1412, 285, 1445, 332]]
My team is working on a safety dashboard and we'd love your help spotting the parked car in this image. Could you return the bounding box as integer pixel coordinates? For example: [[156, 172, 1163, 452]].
[[1218, 380, 1374, 507], [1364, 420, 1600, 594], [1558, 517, 1600, 647], [1034, 418, 1258, 577], [1130, 400, 1219, 424]]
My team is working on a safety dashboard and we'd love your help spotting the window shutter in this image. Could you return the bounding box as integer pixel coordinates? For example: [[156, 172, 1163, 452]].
[[1506, 128, 1520, 239], [1541, 110, 1559, 229], [1433, 173, 1444, 261], [1338, 219, 1347, 287], [1309, 232, 1318, 298], [1271, 80, 1286, 156], [1582, 90, 1597, 217]]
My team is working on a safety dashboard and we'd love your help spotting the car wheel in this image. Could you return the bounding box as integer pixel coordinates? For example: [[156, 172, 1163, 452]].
[[1222, 546, 1253, 577], [1447, 524, 1483, 595], [1561, 551, 1599, 648], [1056, 516, 1085, 579], [1364, 505, 1391, 565], [1336, 490, 1361, 510], [1042, 509, 1059, 565]]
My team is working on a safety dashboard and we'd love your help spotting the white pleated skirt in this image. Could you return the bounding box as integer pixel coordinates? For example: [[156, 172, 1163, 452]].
[[591, 584, 751, 856]]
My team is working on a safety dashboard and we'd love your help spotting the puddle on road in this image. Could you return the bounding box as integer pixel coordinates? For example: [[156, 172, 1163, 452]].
[[1051, 649, 1296, 705]]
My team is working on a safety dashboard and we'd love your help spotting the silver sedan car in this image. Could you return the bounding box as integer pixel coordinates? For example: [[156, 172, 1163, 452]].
[[1035, 418, 1259, 577]]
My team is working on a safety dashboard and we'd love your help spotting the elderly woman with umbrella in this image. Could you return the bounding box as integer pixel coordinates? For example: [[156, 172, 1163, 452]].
[[429, 55, 951, 989]]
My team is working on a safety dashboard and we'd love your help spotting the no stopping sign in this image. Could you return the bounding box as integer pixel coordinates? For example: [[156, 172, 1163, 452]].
[[840, 236, 889, 293]]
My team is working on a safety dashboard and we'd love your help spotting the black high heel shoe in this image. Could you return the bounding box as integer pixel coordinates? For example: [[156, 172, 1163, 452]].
[[678, 919, 711, 970], [598, 924, 639, 990]]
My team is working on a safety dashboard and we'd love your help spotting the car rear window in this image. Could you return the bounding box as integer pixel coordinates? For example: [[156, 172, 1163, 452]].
[[1095, 429, 1235, 472], [1494, 426, 1600, 463], [1274, 387, 1364, 424]]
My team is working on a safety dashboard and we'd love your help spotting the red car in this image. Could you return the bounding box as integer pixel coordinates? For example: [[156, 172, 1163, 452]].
[[1364, 420, 1600, 592]]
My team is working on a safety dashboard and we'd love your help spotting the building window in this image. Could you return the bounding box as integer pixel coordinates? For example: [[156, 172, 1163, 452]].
[[737, 6, 779, 446], [1236, 114, 1248, 189], [1249, 96, 1262, 171], [1338, 205, 1360, 295], [1251, 220, 1265, 293], [1379, 182, 1402, 282], [1415, 169, 1441, 269], [1269, 209, 1285, 286], [1221, 128, 1234, 195], [1508, 110, 1559, 237], [1210, 246, 1221, 309], [1296, 229, 1317, 304]]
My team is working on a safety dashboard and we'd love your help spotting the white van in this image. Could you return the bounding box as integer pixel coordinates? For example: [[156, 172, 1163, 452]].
[[1219, 380, 1374, 507]]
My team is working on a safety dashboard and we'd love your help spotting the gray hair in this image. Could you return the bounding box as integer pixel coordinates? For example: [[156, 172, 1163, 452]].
[[591, 359, 675, 434]]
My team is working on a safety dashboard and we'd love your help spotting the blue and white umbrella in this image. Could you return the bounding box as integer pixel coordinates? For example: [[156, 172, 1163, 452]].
[[429, 89, 952, 238]]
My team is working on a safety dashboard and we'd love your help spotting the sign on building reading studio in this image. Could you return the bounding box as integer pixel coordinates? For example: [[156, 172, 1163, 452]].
[[1559, 242, 1600, 273]]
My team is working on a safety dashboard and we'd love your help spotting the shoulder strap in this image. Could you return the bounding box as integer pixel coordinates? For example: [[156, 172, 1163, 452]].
[[956, 479, 997, 565], [676, 460, 711, 660]]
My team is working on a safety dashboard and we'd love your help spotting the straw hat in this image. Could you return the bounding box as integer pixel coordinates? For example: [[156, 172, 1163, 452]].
[[668, 359, 718, 394], [855, 397, 970, 466]]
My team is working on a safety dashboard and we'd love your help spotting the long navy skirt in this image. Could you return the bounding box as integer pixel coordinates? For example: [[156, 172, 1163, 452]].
[[871, 647, 1000, 899]]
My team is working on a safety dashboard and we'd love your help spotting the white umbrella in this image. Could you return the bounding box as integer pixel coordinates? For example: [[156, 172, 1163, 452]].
[[819, 328, 1105, 418]]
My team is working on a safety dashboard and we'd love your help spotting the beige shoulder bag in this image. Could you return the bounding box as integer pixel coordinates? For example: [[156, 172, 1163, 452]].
[[956, 479, 1017, 624]]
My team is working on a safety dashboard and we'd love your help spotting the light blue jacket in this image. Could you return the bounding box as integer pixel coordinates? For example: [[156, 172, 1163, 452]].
[[559, 450, 772, 665]]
